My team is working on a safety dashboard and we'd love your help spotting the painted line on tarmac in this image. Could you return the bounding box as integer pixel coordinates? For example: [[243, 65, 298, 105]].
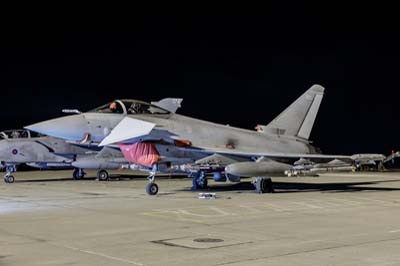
[[60, 244, 148, 266]]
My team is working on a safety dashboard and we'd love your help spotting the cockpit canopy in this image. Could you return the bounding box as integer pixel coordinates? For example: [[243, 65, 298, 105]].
[[90, 100, 170, 115], [0, 129, 32, 140]]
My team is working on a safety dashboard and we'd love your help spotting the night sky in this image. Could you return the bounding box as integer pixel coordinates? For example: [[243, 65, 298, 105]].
[[1, 12, 399, 155]]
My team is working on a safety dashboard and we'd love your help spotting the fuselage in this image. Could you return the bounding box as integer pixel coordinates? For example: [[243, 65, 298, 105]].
[[0, 136, 94, 164], [25, 99, 320, 165], [127, 113, 317, 156]]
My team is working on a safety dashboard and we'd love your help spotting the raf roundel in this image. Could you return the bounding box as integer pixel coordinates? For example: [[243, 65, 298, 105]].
[[11, 149, 18, 155]]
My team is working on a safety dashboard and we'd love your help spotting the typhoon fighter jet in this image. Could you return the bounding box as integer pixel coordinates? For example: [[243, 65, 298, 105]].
[[27, 85, 351, 195]]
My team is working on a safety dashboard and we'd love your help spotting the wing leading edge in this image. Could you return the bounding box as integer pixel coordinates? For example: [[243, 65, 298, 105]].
[[176, 146, 352, 162]]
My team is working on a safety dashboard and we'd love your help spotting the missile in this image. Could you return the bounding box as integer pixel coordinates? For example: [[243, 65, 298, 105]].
[[310, 165, 355, 173]]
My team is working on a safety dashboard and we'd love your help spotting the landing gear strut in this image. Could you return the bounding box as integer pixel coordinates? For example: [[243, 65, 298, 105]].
[[146, 168, 158, 195], [253, 177, 274, 193], [72, 168, 85, 180], [190, 171, 208, 190], [96, 169, 109, 181], [4, 165, 16, 183]]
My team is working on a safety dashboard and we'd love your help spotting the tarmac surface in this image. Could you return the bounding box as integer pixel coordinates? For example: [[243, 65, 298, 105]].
[[2, 170, 400, 266]]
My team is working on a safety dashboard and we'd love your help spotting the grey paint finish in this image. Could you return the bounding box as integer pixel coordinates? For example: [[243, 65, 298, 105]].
[[264, 84, 324, 139], [25, 85, 349, 179], [0, 137, 78, 164]]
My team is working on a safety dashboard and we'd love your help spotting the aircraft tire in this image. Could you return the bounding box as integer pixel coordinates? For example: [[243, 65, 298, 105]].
[[262, 178, 274, 193], [97, 170, 109, 181], [146, 183, 159, 195], [4, 175, 14, 183], [72, 169, 83, 180], [255, 177, 274, 193]]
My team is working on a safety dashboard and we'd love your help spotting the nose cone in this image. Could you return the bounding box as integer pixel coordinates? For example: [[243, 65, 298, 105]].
[[0, 140, 10, 161], [25, 115, 89, 141]]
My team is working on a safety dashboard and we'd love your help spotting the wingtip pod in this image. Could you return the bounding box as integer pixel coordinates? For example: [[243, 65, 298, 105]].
[[309, 84, 325, 94], [99, 117, 156, 146]]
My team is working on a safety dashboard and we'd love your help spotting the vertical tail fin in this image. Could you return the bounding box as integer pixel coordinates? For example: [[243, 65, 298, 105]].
[[264, 84, 325, 140]]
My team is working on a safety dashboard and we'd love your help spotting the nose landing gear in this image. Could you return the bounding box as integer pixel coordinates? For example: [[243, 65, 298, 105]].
[[146, 169, 159, 195], [3, 165, 16, 183], [146, 182, 159, 195], [4, 174, 15, 183]]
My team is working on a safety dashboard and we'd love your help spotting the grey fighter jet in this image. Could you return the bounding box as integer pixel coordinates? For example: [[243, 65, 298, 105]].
[[27, 85, 350, 195], [0, 130, 143, 182], [0, 131, 100, 183]]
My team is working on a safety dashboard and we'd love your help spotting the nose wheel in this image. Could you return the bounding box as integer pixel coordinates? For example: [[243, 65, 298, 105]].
[[4, 165, 16, 183], [146, 168, 159, 195], [4, 174, 15, 183], [146, 182, 159, 195]]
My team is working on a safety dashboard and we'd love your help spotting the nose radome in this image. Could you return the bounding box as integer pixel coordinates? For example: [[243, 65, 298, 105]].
[[0, 140, 9, 152], [0, 140, 12, 161], [25, 115, 89, 141]]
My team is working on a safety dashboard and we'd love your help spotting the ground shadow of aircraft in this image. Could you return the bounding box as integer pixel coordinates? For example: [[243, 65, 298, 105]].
[[11, 174, 400, 194], [14, 177, 98, 183], [175, 179, 400, 194], [12, 173, 187, 183]]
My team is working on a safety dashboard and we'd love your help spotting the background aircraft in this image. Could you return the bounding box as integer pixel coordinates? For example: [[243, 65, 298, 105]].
[[0, 130, 94, 183]]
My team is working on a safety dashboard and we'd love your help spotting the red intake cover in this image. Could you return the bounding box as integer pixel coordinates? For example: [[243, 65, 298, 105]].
[[118, 142, 160, 167]]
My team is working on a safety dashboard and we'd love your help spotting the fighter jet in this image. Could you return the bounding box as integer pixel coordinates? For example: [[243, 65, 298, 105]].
[[0, 129, 102, 183], [26, 85, 352, 195], [284, 153, 388, 176], [284, 158, 356, 177]]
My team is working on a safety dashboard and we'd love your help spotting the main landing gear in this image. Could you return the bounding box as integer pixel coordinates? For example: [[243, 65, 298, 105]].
[[96, 169, 110, 181], [190, 171, 208, 190], [253, 177, 274, 193], [3, 165, 16, 183], [72, 168, 86, 180], [143, 169, 271, 195]]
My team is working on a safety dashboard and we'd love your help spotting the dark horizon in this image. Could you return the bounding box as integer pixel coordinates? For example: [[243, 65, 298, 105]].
[[1, 14, 399, 156]]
